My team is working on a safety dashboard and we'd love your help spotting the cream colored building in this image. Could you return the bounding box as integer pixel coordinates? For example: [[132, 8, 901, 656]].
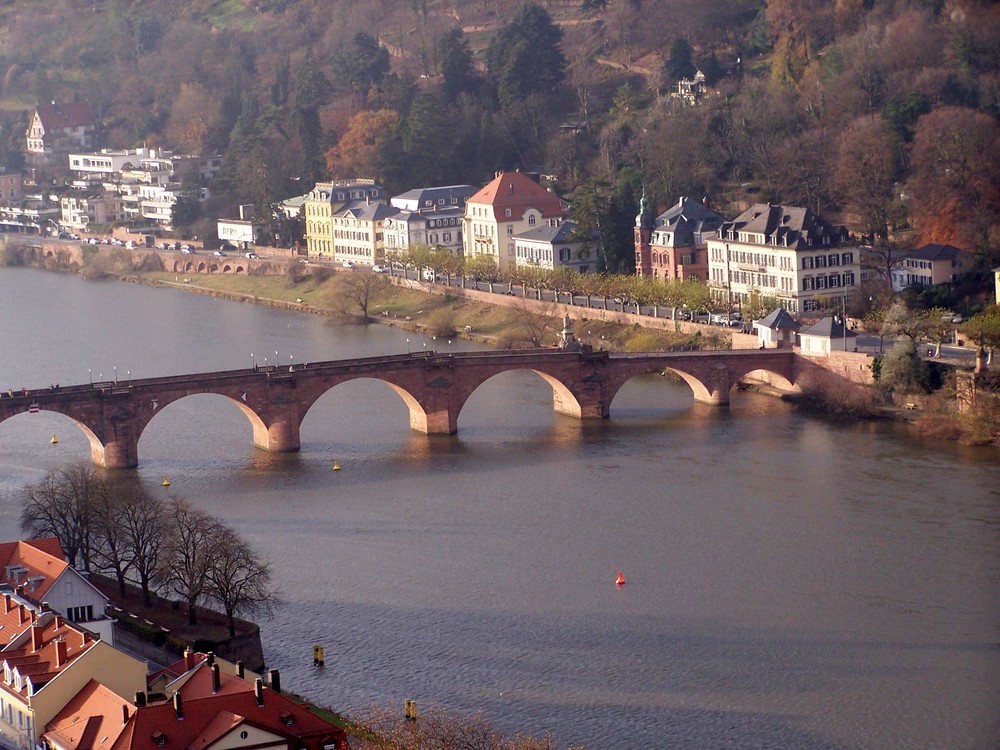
[[303, 179, 386, 259], [462, 172, 564, 273], [707, 203, 861, 314], [0, 613, 147, 750]]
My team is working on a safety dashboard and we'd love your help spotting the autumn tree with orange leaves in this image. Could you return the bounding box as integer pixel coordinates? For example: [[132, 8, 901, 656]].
[[909, 107, 1000, 267]]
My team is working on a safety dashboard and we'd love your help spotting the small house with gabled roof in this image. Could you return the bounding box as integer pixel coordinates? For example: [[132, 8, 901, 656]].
[[753, 308, 801, 349], [799, 316, 858, 355], [26, 102, 96, 159], [891, 243, 970, 291]]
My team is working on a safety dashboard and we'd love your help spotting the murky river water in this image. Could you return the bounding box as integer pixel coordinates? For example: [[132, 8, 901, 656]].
[[1, 268, 998, 749]]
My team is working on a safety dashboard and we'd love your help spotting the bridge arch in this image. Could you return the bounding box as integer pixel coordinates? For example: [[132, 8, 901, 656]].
[[456, 367, 583, 426], [0, 408, 106, 466], [299, 377, 426, 433]]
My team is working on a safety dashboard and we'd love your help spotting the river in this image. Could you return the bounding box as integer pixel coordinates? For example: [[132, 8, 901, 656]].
[[1, 268, 998, 749]]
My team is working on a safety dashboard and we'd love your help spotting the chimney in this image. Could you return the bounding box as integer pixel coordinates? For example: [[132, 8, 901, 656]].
[[254, 678, 264, 706], [31, 623, 44, 651], [268, 669, 281, 695], [54, 615, 62, 629], [211, 663, 220, 693], [17, 605, 26, 624], [134, 692, 147, 708], [122, 704, 130, 725], [206, 652, 215, 666], [55, 637, 68, 667], [236, 661, 244, 680], [2, 594, 10, 613], [172, 693, 183, 720], [184, 647, 195, 670], [41, 601, 51, 612]]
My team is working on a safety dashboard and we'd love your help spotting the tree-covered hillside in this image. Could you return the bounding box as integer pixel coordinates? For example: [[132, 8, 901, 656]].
[[0, 0, 997, 273]]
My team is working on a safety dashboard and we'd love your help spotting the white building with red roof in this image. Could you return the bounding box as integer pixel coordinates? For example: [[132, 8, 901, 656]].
[[462, 171, 565, 273], [25, 103, 97, 160], [0, 538, 113, 642]]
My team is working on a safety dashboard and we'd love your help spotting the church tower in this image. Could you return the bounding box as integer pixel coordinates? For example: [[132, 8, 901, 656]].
[[634, 188, 654, 277]]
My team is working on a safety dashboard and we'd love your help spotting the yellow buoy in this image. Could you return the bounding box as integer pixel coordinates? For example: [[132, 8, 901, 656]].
[[50, 434, 58, 444], [161, 475, 171, 487], [332, 462, 341, 471]]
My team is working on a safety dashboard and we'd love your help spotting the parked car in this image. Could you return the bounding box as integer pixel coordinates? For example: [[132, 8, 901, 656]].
[[213, 250, 227, 257], [371, 264, 387, 273], [181, 245, 194, 254], [341, 260, 354, 268], [245, 252, 259, 259]]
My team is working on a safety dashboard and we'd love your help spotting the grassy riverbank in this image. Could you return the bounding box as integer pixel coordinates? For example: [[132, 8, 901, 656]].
[[139, 269, 698, 352]]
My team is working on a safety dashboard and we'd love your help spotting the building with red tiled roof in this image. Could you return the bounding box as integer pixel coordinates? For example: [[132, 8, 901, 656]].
[[462, 171, 565, 273], [0, 613, 147, 750], [0, 595, 38, 649], [0, 538, 113, 642], [44, 675, 349, 750], [25, 102, 97, 159], [147, 650, 259, 699]]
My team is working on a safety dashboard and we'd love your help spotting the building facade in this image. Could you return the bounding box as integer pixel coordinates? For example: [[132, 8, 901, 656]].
[[25, 103, 96, 161], [462, 172, 564, 273], [635, 195, 724, 282], [303, 179, 386, 259], [514, 221, 594, 273], [707, 203, 861, 314], [890, 243, 970, 291]]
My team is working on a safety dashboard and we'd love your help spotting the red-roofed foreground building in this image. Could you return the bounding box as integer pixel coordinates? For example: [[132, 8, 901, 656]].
[[0, 538, 114, 642], [43, 672, 349, 750], [0, 612, 147, 750]]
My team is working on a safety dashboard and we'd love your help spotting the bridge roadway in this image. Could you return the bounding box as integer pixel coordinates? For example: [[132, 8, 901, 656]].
[[0, 348, 798, 469]]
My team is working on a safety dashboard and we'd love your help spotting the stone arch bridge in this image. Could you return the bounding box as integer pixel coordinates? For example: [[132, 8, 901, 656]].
[[0, 349, 799, 469]]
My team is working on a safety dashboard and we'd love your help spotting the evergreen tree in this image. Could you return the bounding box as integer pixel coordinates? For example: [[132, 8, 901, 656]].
[[486, 4, 566, 108], [291, 48, 329, 186], [663, 37, 696, 86], [403, 91, 456, 186], [337, 32, 390, 95], [439, 28, 477, 102]]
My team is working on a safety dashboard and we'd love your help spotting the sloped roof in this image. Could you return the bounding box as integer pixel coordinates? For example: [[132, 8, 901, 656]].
[[756, 308, 800, 330], [653, 197, 724, 247], [44, 679, 131, 750], [907, 243, 963, 261], [1, 616, 96, 698], [467, 171, 563, 219], [34, 102, 96, 130], [0, 595, 37, 647], [110, 688, 347, 750], [718, 203, 850, 250], [0, 537, 70, 600], [799, 316, 857, 339], [513, 220, 576, 243], [337, 201, 398, 221]]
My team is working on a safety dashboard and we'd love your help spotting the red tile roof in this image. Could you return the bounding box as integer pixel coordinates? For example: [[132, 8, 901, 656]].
[[468, 171, 563, 220], [34, 102, 96, 130], [111, 688, 348, 750], [44, 680, 132, 750], [0, 594, 36, 647], [0, 616, 95, 697], [0, 537, 70, 601]]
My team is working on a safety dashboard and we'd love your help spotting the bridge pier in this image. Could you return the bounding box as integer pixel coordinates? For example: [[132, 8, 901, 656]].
[[411, 406, 458, 435], [96, 436, 139, 470], [252, 419, 301, 452]]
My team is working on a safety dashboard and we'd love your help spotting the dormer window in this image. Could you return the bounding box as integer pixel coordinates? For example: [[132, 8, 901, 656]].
[[504, 208, 512, 218]]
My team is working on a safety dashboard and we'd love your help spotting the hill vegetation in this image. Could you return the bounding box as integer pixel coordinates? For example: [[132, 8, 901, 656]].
[[1, 0, 998, 276]]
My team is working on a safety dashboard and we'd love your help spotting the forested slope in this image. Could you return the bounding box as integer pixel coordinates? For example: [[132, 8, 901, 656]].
[[0, 0, 997, 275]]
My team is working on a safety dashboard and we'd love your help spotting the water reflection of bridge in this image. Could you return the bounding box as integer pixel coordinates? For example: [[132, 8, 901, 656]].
[[0, 349, 799, 469]]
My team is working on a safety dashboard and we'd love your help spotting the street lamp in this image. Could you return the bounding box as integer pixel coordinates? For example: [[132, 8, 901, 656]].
[[406, 338, 410, 354]]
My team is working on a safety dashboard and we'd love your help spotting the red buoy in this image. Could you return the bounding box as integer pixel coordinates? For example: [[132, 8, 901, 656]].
[[616, 571, 626, 585]]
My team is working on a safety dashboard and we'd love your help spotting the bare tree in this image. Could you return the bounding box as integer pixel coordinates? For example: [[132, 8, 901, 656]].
[[206, 526, 277, 637], [120, 487, 166, 608], [507, 300, 556, 348], [158, 497, 224, 625], [335, 271, 389, 321], [90, 478, 139, 597], [20, 463, 101, 570]]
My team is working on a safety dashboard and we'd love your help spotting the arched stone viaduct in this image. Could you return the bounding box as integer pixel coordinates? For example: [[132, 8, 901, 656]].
[[0, 349, 799, 469]]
